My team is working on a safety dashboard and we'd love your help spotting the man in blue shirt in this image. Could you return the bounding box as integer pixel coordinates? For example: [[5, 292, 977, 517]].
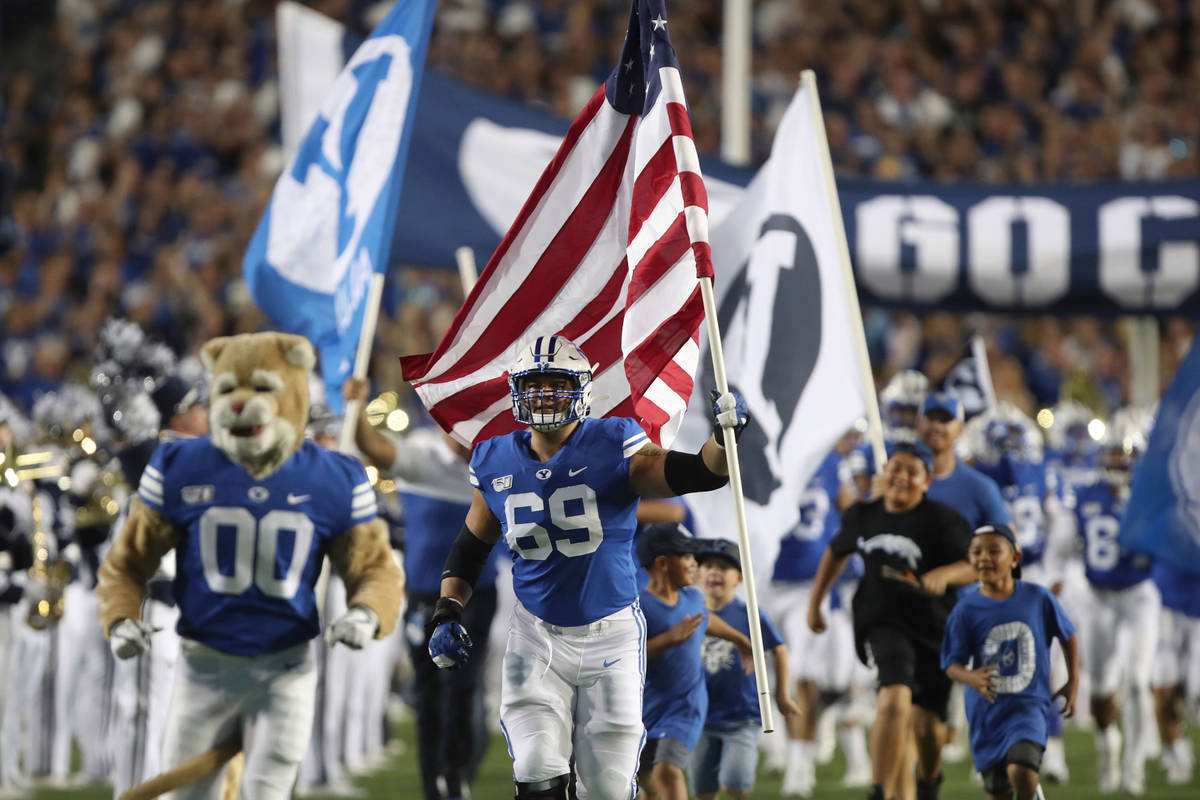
[[942, 523, 1078, 800], [636, 524, 752, 800], [919, 393, 1010, 530]]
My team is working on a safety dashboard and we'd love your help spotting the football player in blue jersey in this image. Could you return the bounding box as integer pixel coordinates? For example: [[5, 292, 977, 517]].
[[942, 523, 1079, 800], [427, 335, 749, 800], [96, 332, 404, 800], [1065, 416, 1160, 795], [1149, 561, 1200, 785]]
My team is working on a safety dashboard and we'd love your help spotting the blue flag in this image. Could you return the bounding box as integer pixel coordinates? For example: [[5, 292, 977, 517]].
[[1120, 339, 1200, 576], [244, 0, 436, 411]]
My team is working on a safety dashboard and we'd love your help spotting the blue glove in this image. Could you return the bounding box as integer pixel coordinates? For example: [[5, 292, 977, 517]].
[[427, 598, 473, 669], [710, 389, 750, 445]]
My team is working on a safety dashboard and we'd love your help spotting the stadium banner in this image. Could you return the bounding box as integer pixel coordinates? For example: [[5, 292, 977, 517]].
[[394, 76, 1200, 317], [676, 83, 871, 587], [1119, 336, 1200, 577], [245, 0, 436, 412]]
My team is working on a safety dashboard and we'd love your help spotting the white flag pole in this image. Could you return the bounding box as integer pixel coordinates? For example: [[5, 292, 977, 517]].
[[970, 334, 999, 412], [698, 276, 774, 733], [455, 246, 479, 295], [801, 69, 886, 466], [339, 272, 387, 452]]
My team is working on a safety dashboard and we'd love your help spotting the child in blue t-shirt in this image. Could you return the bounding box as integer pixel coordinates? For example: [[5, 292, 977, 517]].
[[692, 538, 798, 800], [636, 524, 753, 800], [941, 523, 1079, 800]]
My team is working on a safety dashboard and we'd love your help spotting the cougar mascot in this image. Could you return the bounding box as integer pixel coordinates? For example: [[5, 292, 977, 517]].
[[97, 332, 403, 800]]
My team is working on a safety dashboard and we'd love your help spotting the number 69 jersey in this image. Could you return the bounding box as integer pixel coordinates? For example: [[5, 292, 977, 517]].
[[470, 417, 649, 627], [138, 437, 377, 655]]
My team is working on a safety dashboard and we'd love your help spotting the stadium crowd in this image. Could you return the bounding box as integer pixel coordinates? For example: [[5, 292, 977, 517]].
[[0, 1, 1199, 799], [1, 0, 1198, 420]]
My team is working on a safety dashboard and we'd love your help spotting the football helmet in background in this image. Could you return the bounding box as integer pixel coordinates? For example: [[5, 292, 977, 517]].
[[880, 369, 929, 442]]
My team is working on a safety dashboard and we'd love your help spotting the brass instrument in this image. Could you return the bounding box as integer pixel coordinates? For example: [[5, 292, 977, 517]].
[[26, 497, 71, 630]]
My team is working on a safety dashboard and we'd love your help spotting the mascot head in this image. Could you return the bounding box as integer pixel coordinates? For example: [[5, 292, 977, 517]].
[[200, 332, 315, 480]]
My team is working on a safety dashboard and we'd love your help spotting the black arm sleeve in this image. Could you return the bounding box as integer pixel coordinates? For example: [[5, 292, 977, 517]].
[[441, 524, 495, 588], [663, 450, 729, 495]]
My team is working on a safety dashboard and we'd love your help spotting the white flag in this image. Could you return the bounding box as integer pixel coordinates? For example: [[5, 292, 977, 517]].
[[681, 79, 873, 588]]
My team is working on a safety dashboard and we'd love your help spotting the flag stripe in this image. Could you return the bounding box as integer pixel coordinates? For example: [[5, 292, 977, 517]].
[[406, 2, 711, 449]]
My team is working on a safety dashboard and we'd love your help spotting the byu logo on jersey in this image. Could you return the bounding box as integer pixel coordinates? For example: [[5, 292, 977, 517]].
[[536, 468, 552, 481], [492, 475, 513, 492], [1170, 390, 1200, 547], [248, 486, 270, 502]]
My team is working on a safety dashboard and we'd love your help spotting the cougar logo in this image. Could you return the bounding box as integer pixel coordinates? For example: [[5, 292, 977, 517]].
[[857, 534, 923, 570], [701, 636, 737, 675], [1169, 390, 1200, 548], [701, 214, 822, 504]]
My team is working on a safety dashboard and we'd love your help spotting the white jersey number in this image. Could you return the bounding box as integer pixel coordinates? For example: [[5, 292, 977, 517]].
[[1084, 514, 1121, 571], [198, 506, 315, 599], [504, 484, 604, 560]]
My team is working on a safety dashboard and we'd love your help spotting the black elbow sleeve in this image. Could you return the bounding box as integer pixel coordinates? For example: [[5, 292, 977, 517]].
[[663, 450, 729, 495], [441, 525, 495, 588]]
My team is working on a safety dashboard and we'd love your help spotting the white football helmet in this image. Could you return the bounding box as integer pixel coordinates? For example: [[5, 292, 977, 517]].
[[1046, 399, 1096, 458], [880, 369, 929, 439], [964, 401, 1043, 465], [508, 336, 593, 431]]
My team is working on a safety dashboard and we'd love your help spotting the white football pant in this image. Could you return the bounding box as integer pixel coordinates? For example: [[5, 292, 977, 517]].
[[501, 600, 645, 800], [162, 639, 316, 800]]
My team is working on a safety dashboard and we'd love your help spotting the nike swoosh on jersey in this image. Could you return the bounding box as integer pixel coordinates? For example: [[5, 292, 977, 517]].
[[603, 657, 621, 668], [569, 466, 588, 476], [287, 493, 312, 504]]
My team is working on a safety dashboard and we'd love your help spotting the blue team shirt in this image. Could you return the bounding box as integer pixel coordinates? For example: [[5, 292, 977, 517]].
[[773, 451, 841, 582], [400, 492, 499, 594], [641, 585, 708, 748], [974, 458, 1049, 566], [138, 438, 376, 655], [1068, 482, 1152, 589], [941, 582, 1075, 772], [470, 417, 648, 626], [1152, 561, 1200, 618], [927, 461, 1011, 530], [701, 597, 783, 729]]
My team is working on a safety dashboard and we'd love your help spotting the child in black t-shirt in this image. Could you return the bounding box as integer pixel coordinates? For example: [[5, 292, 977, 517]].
[[807, 441, 976, 800]]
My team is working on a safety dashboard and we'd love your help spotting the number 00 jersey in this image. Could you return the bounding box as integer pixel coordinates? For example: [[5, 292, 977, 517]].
[[138, 437, 377, 655], [470, 417, 649, 626]]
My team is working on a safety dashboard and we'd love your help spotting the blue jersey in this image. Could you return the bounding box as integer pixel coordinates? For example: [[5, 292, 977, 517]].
[[1045, 449, 1095, 502], [400, 492, 499, 594], [1067, 482, 1152, 589], [974, 458, 1049, 566], [470, 417, 648, 626], [773, 452, 841, 582], [641, 585, 708, 748], [927, 461, 1011, 530], [701, 597, 783, 729], [138, 438, 376, 656], [941, 582, 1075, 773], [1153, 561, 1200, 618]]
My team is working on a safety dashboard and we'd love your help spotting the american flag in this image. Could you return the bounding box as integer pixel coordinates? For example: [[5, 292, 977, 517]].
[[400, 0, 712, 448]]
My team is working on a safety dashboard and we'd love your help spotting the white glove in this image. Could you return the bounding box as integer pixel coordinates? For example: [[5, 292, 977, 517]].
[[325, 605, 379, 650], [110, 618, 157, 660]]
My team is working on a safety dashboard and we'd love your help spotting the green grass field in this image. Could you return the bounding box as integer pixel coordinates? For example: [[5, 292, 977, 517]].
[[28, 720, 1200, 799]]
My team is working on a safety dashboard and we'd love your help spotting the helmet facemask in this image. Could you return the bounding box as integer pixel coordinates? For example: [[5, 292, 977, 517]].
[[507, 336, 593, 432]]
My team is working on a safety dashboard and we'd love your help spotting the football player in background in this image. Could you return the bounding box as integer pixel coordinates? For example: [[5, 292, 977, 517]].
[[97, 332, 403, 800], [1064, 410, 1159, 795], [426, 335, 749, 800], [1149, 560, 1199, 785]]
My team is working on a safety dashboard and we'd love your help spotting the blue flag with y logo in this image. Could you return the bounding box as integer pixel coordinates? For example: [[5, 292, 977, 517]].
[[1120, 338, 1200, 576], [244, 0, 435, 411]]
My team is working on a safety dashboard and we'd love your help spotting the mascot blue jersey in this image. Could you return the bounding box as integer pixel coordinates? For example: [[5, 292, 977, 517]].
[[137, 437, 377, 655], [470, 417, 648, 626], [1067, 481, 1151, 589]]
